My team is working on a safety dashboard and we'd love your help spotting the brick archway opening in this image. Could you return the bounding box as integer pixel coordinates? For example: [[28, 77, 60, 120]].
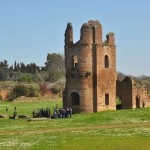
[[71, 92, 80, 105]]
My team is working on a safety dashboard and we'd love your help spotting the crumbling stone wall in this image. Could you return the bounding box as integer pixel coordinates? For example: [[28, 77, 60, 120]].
[[63, 20, 116, 113], [116, 76, 150, 109]]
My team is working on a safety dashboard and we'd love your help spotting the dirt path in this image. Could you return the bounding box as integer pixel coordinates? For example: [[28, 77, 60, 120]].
[[0, 122, 150, 136]]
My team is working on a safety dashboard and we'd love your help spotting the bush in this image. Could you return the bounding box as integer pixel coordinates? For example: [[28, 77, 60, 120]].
[[13, 84, 28, 97], [27, 86, 39, 97], [7, 84, 28, 100], [7, 84, 40, 100], [39, 82, 50, 96], [0, 68, 9, 81], [7, 92, 17, 101], [47, 70, 64, 82], [50, 85, 62, 95], [18, 73, 33, 83]]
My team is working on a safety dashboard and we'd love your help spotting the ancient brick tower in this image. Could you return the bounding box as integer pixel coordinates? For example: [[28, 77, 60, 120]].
[[63, 20, 116, 113]]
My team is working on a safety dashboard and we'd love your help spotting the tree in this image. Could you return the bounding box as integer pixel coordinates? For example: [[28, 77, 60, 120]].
[[12, 84, 28, 97], [45, 53, 65, 72], [0, 68, 9, 81], [0, 60, 9, 81], [44, 53, 65, 82], [20, 62, 26, 73], [26, 63, 40, 74], [0, 60, 9, 68]]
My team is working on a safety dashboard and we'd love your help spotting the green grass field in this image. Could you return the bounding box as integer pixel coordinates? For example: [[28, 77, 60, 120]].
[[0, 99, 150, 150]]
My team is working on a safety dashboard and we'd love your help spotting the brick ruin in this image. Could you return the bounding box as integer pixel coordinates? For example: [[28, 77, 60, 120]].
[[63, 20, 116, 113], [63, 20, 150, 113], [117, 76, 150, 109]]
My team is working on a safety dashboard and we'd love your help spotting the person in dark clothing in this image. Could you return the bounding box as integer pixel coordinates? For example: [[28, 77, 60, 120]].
[[6, 107, 8, 112], [13, 110, 17, 119], [69, 107, 72, 118], [142, 101, 145, 108], [32, 110, 36, 118]]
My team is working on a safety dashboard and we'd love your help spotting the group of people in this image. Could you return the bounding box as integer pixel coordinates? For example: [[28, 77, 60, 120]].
[[33, 108, 50, 118], [32, 104, 72, 119]]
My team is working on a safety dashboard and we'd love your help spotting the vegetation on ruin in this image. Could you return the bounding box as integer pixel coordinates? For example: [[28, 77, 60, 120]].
[[0, 99, 150, 149]]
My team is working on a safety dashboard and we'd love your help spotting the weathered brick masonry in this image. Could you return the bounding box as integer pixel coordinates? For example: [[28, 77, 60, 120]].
[[63, 20, 116, 113], [63, 20, 150, 113], [116, 76, 150, 109]]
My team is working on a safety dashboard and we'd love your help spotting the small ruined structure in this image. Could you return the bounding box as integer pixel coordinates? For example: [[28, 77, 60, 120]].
[[116, 76, 150, 109], [63, 20, 116, 113]]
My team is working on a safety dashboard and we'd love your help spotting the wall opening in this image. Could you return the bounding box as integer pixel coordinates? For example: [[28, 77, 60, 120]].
[[116, 95, 122, 109], [105, 94, 109, 105], [72, 55, 78, 69], [71, 92, 80, 105], [136, 95, 140, 108], [105, 55, 109, 68]]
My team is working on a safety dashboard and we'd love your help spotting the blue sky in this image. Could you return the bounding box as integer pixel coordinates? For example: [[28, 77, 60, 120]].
[[0, 0, 150, 76]]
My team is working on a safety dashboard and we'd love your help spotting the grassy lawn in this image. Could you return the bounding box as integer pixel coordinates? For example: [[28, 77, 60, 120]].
[[0, 99, 150, 150]]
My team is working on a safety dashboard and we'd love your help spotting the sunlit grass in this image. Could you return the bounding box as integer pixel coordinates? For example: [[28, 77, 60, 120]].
[[0, 100, 150, 149]]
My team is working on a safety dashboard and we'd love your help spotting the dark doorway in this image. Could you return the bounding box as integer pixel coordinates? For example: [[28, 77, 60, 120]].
[[105, 94, 109, 105], [136, 95, 140, 108], [71, 92, 80, 105]]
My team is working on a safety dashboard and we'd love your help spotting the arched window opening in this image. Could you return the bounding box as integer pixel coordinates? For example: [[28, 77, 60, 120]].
[[105, 94, 109, 105], [72, 55, 78, 69], [105, 55, 109, 68], [71, 92, 80, 105]]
